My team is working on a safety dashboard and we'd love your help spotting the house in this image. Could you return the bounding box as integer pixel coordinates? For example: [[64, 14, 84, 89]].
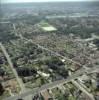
[[41, 90, 53, 100]]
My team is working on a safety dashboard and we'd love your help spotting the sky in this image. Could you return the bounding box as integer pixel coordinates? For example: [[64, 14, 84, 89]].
[[1, 0, 99, 3]]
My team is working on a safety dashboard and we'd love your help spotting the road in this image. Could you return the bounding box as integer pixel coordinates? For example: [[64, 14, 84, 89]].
[[12, 23, 82, 67], [0, 21, 11, 24], [86, 66, 99, 74], [4, 68, 85, 100], [0, 43, 26, 92], [20, 36, 82, 67], [4, 66, 99, 100], [72, 80, 95, 100], [75, 34, 99, 42], [10, 23, 98, 100]]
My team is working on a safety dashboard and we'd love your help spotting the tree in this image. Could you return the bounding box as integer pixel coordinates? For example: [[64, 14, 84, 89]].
[[0, 83, 4, 95]]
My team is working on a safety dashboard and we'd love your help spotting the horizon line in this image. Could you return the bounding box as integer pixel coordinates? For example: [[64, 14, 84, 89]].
[[1, 1, 99, 4], [1, 0, 99, 4]]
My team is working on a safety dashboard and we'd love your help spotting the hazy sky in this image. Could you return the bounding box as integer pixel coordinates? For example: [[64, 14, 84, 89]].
[[1, 0, 99, 3]]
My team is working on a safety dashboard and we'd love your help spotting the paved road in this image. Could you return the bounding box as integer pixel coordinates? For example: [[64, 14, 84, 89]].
[[72, 80, 95, 100], [10, 23, 99, 100], [4, 69, 84, 100], [4, 67, 99, 100], [13, 23, 81, 66], [0, 21, 11, 24], [20, 36, 82, 67], [0, 43, 25, 92], [75, 34, 99, 42], [85, 66, 99, 74], [12, 23, 82, 66], [37, 43, 82, 66]]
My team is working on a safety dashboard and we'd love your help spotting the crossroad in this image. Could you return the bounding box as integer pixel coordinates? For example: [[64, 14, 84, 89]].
[[12, 23, 82, 67], [4, 68, 85, 100], [20, 36, 82, 67], [4, 66, 99, 100], [1, 22, 98, 100]]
